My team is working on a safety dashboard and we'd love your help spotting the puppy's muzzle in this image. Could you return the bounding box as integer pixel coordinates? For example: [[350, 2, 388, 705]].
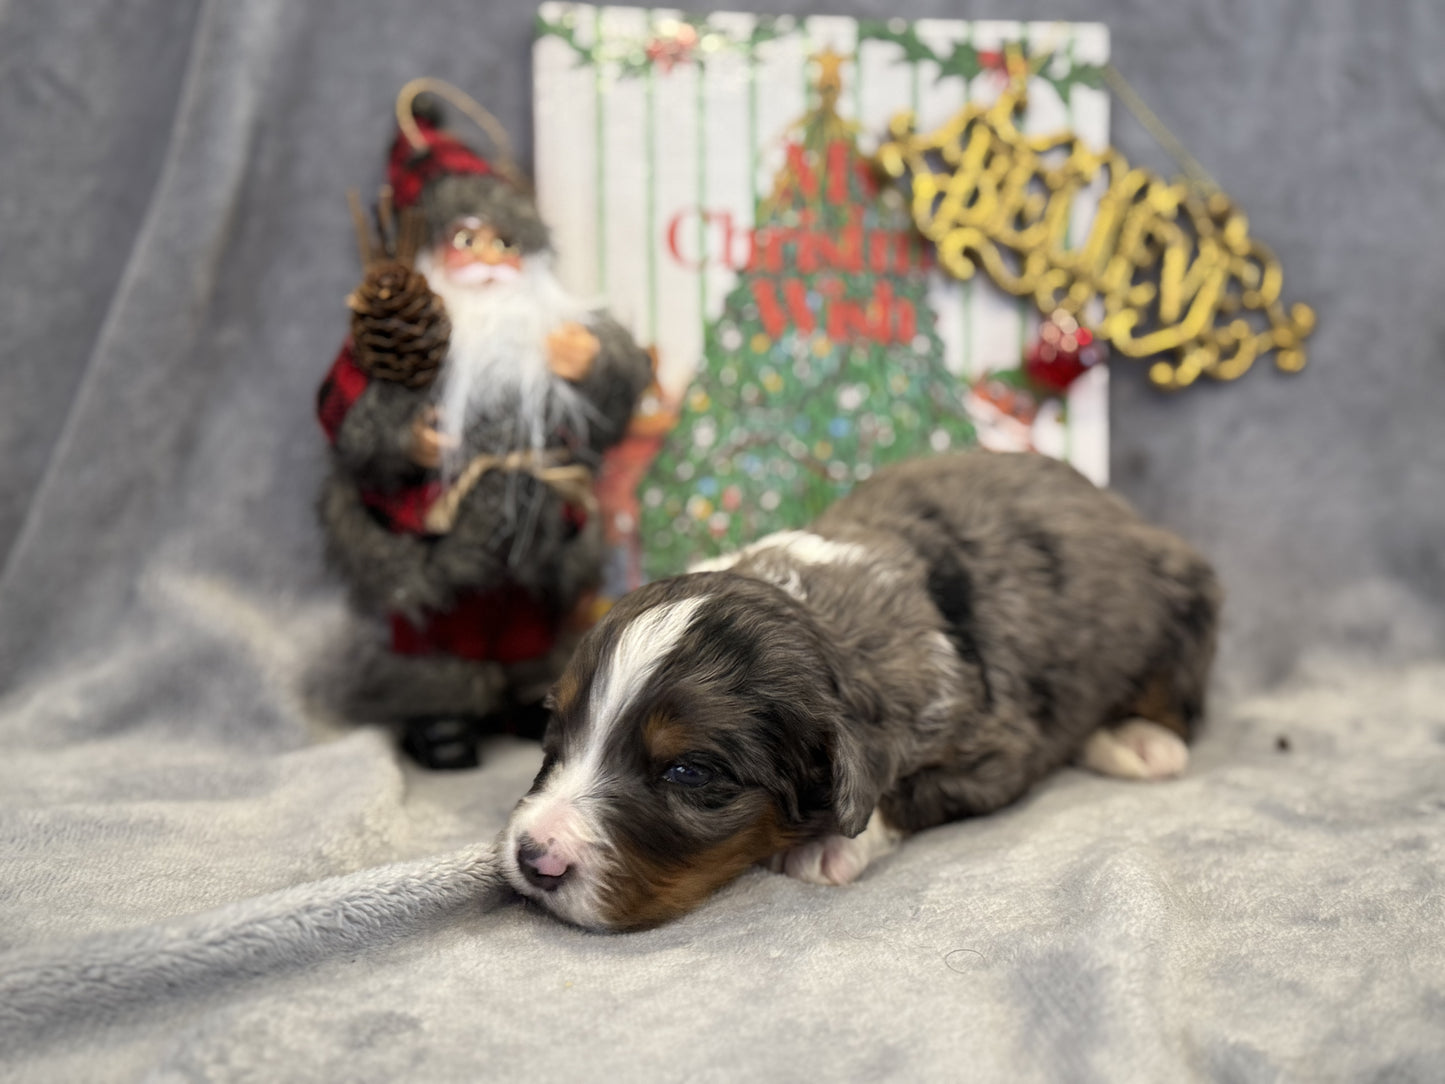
[[516, 833, 573, 892]]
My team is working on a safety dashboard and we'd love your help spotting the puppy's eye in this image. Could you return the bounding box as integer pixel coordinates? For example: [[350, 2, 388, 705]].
[[662, 762, 713, 788]]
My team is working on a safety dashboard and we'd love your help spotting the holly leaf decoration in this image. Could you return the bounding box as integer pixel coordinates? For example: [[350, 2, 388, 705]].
[[616, 53, 653, 79], [535, 9, 592, 62], [749, 15, 788, 50], [933, 38, 982, 84], [1039, 59, 1106, 103], [857, 20, 939, 65], [538, 9, 801, 79]]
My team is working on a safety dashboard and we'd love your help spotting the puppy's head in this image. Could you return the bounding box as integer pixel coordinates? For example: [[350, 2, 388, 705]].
[[501, 574, 875, 931]]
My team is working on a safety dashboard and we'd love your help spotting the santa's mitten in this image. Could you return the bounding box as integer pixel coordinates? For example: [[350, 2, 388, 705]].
[[572, 314, 654, 457], [331, 382, 435, 491]]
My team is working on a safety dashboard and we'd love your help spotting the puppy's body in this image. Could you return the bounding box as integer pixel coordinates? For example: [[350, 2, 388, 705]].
[[503, 451, 1220, 930]]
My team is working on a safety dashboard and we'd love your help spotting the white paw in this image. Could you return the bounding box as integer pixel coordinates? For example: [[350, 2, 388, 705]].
[[775, 808, 902, 885], [782, 836, 872, 885], [1078, 718, 1190, 781]]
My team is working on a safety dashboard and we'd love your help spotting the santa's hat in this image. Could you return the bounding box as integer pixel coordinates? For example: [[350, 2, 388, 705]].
[[387, 81, 550, 254], [388, 99, 493, 209]]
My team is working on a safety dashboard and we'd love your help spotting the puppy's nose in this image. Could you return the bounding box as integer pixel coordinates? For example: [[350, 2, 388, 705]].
[[517, 834, 572, 892]]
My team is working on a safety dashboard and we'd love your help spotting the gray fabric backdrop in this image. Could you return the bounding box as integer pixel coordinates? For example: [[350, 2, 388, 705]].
[[1, 0, 1442, 1081]]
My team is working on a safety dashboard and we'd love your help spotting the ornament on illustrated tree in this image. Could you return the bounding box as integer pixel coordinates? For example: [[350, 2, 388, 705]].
[[1024, 309, 1107, 397], [962, 369, 1039, 454], [876, 46, 1315, 390], [976, 46, 1020, 84], [967, 307, 1105, 454], [315, 79, 651, 771]]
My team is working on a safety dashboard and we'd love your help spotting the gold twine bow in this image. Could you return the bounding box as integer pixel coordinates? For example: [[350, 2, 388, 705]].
[[423, 449, 596, 535], [395, 77, 531, 195]]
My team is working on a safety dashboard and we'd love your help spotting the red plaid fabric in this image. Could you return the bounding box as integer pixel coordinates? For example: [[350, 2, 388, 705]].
[[389, 583, 558, 664], [315, 342, 369, 444], [316, 343, 442, 535], [388, 118, 494, 210]]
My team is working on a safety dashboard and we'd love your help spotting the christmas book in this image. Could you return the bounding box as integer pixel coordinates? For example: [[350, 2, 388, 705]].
[[533, 5, 1111, 590]]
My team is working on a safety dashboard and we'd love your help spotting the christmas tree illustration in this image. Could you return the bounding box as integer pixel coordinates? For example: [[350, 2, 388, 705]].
[[639, 50, 977, 577]]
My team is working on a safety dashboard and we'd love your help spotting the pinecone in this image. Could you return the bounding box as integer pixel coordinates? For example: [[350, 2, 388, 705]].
[[347, 262, 450, 388]]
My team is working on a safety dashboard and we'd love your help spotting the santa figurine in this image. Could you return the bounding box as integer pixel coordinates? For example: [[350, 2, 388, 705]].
[[317, 85, 651, 769]]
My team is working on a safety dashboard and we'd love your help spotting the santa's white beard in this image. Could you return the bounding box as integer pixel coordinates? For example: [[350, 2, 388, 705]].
[[415, 249, 595, 480]]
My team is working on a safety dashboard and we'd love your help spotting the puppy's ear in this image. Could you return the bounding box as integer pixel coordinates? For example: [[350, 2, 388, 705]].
[[827, 720, 882, 838], [775, 702, 879, 838], [806, 641, 888, 837], [772, 615, 886, 837]]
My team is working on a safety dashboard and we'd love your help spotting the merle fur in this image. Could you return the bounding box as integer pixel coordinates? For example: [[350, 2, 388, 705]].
[[529, 450, 1220, 918]]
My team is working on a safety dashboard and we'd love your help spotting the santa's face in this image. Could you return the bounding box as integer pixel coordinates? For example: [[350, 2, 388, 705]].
[[413, 217, 591, 475], [435, 216, 524, 287]]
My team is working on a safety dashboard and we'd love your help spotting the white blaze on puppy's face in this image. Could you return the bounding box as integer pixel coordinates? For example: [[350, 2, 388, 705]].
[[584, 595, 710, 739], [504, 595, 710, 927]]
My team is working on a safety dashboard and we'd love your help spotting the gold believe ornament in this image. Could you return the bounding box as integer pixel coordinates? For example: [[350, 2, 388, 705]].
[[875, 50, 1314, 390]]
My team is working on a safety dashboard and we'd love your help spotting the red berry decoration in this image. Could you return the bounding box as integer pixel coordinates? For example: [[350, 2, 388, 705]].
[[1024, 309, 1106, 396], [645, 23, 699, 73]]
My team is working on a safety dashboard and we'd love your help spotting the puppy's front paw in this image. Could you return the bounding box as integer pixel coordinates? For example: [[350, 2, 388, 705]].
[[776, 809, 902, 886], [782, 836, 871, 885], [1078, 718, 1189, 781]]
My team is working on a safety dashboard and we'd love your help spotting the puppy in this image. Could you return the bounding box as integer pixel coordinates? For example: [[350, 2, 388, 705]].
[[501, 451, 1220, 930]]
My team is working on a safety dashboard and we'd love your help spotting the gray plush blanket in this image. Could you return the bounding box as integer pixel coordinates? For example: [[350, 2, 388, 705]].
[[2, 0, 1442, 1080]]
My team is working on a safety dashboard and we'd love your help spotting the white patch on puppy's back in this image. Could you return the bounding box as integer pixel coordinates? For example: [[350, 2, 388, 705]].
[[691, 531, 867, 579], [689, 552, 741, 573], [755, 530, 867, 566]]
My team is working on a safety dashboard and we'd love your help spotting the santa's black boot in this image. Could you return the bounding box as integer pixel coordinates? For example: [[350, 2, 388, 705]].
[[476, 698, 551, 742], [401, 716, 480, 770]]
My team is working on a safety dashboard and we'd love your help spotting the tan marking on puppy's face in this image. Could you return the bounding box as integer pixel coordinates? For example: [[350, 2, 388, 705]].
[[551, 667, 582, 719], [642, 711, 691, 764], [596, 799, 798, 931]]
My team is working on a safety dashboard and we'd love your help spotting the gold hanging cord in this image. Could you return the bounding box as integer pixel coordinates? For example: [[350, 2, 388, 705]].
[[1102, 64, 1221, 198], [395, 76, 530, 193]]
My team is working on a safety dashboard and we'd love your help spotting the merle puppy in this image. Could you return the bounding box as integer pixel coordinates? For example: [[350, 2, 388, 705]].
[[502, 451, 1221, 930]]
